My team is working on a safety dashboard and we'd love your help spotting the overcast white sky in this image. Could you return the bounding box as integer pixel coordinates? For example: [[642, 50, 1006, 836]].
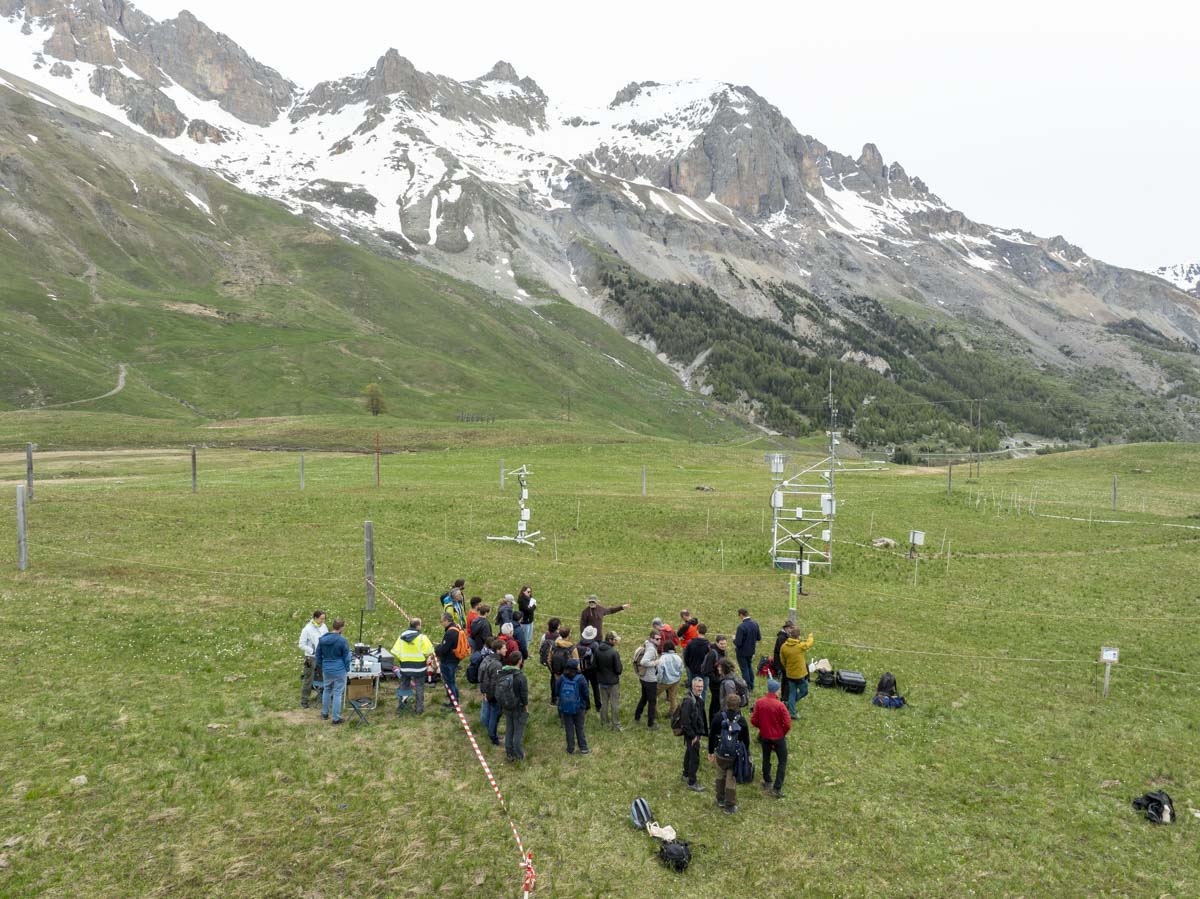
[[133, 0, 1199, 271]]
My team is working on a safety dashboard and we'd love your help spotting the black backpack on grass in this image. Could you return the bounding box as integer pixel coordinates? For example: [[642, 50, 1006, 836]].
[[658, 839, 691, 872], [1132, 791, 1175, 824]]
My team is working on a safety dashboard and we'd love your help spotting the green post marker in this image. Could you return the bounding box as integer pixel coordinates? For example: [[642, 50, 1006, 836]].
[[788, 572, 798, 625]]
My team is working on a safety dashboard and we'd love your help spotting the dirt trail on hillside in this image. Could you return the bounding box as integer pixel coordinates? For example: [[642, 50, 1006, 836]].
[[37, 363, 127, 409]]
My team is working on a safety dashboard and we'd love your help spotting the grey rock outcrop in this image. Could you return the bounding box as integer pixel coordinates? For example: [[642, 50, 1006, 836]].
[[88, 66, 185, 138]]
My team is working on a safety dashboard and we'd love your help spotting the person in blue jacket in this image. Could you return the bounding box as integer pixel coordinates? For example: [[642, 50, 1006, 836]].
[[316, 618, 352, 725]]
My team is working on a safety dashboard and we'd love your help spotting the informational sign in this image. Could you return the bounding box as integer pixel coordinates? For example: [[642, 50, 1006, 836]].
[[1100, 646, 1119, 698], [909, 530, 926, 547]]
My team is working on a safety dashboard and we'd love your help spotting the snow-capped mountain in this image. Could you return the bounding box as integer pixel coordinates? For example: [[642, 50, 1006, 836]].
[[2, 0, 1199, 392], [1153, 263, 1200, 298]]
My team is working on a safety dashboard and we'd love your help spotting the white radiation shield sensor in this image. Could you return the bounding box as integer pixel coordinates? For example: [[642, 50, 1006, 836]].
[[909, 530, 925, 546]]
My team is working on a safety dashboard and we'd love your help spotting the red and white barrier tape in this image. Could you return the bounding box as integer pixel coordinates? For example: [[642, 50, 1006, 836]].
[[369, 578, 537, 896]]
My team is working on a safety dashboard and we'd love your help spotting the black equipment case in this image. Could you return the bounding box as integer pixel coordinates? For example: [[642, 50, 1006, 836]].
[[835, 670, 867, 694]]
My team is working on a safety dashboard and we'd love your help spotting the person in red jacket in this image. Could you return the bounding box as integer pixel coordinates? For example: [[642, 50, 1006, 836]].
[[676, 609, 698, 649], [750, 678, 791, 798]]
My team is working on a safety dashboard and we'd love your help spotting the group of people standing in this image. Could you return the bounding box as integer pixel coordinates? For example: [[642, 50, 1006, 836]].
[[296, 581, 819, 812]]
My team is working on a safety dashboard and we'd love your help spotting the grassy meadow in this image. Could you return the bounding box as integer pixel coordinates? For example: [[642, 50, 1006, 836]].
[[1, 430, 1198, 897]]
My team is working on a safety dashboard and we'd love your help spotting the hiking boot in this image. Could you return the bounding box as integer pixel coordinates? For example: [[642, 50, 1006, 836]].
[[613, 724, 624, 733], [770, 787, 784, 799], [331, 719, 344, 726], [688, 782, 705, 793], [681, 774, 690, 783], [580, 748, 591, 754], [760, 781, 773, 793], [320, 713, 329, 720], [723, 803, 738, 815], [715, 799, 725, 810]]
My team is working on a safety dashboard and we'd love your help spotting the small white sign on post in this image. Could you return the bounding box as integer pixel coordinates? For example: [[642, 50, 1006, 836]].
[[1100, 646, 1119, 697], [909, 530, 926, 547]]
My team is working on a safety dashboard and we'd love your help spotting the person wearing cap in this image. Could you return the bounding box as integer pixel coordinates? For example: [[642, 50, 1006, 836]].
[[576, 625, 603, 712], [679, 676, 708, 792], [557, 658, 592, 754], [579, 595, 630, 637], [750, 678, 791, 798], [297, 610, 327, 709], [594, 631, 624, 731]]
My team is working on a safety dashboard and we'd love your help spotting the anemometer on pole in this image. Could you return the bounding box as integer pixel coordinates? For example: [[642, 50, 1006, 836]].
[[764, 372, 884, 610], [487, 465, 543, 549]]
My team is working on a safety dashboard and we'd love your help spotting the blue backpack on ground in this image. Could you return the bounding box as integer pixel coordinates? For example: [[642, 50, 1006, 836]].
[[558, 674, 582, 715]]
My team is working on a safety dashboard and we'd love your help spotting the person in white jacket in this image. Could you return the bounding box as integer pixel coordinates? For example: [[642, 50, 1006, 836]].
[[656, 640, 684, 715], [298, 610, 328, 708]]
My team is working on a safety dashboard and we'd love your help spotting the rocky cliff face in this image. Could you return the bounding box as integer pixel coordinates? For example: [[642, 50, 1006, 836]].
[[2, 0, 1198, 425], [2, 0, 294, 134]]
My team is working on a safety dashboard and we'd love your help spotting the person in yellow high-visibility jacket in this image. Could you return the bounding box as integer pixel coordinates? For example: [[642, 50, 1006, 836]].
[[392, 619, 435, 715], [778, 626, 815, 720]]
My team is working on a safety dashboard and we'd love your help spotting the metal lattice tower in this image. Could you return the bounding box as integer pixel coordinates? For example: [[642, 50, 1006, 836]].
[[487, 465, 543, 549]]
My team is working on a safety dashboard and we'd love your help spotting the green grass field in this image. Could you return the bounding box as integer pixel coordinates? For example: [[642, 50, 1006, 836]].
[[1, 434, 1198, 897]]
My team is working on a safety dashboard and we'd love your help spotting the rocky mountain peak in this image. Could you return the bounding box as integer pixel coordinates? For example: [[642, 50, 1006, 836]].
[[609, 80, 660, 108], [482, 60, 520, 83]]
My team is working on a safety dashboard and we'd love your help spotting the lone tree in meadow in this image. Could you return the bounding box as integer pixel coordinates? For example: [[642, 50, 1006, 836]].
[[363, 383, 387, 416]]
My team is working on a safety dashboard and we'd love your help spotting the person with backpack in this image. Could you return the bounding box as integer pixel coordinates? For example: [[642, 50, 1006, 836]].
[[683, 623, 711, 703], [495, 651, 529, 762], [557, 658, 592, 754], [750, 679, 791, 798], [734, 608, 762, 693], [550, 625, 578, 705], [654, 617, 677, 649], [538, 618, 561, 703], [579, 595, 630, 636], [656, 640, 684, 715], [717, 658, 750, 712], [677, 676, 708, 792], [702, 635, 729, 725], [779, 626, 815, 719], [468, 603, 493, 651], [435, 612, 469, 706], [594, 631, 624, 731], [316, 618, 352, 725], [441, 581, 467, 630], [576, 626, 603, 713], [478, 638, 507, 745], [707, 692, 750, 814], [516, 585, 537, 651], [633, 631, 662, 728], [392, 618, 435, 715]]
